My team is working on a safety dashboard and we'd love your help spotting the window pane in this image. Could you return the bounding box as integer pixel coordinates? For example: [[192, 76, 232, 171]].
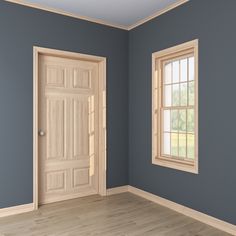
[[188, 81, 194, 105], [171, 133, 178, 156], [171, 110, 178, 132], [179, 134, 186, 158], [163, 110, 170, 132], [187, 134, 195, 159], [164, 63, 172, 84], [187, 109, 194, 133], [164, 85, 172, 107], [189, 57, 194, 81], [163, 132, 170, 155], [180, 82, 188, 106], [172, 61, 179, 83], [179, 109, 186, 133], [172, 84, 180, 106], [180, 59, 187, 82]]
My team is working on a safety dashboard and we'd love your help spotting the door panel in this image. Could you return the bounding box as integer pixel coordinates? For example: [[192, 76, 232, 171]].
[[73, 168, 90, 187], [39, 55, 99, 204], [46, 170, 66, 192], [73, 99, 89, 157], [46, 65, 65, 87], [73, 68, 92, 89], [46, 98, 65, 160]]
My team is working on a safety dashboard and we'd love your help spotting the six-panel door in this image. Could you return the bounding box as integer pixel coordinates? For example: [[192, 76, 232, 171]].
[[39, 55, 99, 204]]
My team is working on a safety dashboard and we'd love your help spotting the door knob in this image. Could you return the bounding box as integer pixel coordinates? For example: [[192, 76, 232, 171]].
[[39, 130, 46, 136]]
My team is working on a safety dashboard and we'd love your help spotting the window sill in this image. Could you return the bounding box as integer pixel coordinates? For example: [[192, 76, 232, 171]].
[[152, 156, 198, 174]]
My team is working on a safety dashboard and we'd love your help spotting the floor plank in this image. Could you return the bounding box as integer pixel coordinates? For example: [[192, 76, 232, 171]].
[[0, 193, 232, 236]]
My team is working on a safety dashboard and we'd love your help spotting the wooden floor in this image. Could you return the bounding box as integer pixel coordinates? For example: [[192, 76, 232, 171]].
[[0, 193, 232, 236]]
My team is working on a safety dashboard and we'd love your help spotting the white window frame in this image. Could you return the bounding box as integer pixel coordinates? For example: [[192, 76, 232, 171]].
[[152, 39, 199, 174]]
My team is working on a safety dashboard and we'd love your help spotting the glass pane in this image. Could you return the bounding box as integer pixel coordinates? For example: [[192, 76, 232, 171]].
[[164, 63, 172, 84], [172, 84, 180, 106], [187, 134, 195, 159], [178, 109, 186, 133], [163, 110, 170, 132], [171, 110, 178, 132], [164, 85, 172, 107], [187, 109, 194, 133], [163, 132, 170, 155], [180, 59, 187, 82], [188, 57, 194, 81], [171, 133, 178, 156], [180, 82, 188, 106], [179, 134, 186, 158], [172, 61, 179, 83], [188, 81, 195, 106]]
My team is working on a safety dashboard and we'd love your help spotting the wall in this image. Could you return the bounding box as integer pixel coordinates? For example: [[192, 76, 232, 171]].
[[129, 0, 236, 225], [1, 0, 235, 226], [0, 1, 128, 208]]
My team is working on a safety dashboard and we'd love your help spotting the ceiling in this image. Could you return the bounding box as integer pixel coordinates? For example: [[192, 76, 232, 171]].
[[10, 0, 188, 29]]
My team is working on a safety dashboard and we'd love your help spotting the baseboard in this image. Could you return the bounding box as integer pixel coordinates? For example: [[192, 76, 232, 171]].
[[106, 185, 129, 196], [40, 189, 97, 205], [0, 203, 34, 218], [128, 186, 236, 236], [1, 187, 235, 235], [108, 185, 235, 235]]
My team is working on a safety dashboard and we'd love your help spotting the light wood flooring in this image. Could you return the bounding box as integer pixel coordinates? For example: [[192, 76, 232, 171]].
[[0, 193, 232, 236]]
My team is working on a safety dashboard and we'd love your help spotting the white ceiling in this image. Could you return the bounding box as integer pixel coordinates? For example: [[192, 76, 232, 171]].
[[19, 0, 186, 29]]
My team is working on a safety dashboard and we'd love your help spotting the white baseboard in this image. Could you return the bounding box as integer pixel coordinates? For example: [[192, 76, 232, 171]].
[[106, 185, 129, 196], [1, 187, 235, 235], [0, 203, 34, 218], [40, 189, 97, 205], [107, 185, 236, 235], [128, 186, 236, 236]]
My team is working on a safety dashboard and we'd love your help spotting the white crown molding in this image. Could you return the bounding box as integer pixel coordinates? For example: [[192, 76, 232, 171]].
[[127, 0, 189, 30], [4, 0, 128, 30], [4, 0, 189, 31], [0, 203, 34, 218], [107, 185, 236, 236]]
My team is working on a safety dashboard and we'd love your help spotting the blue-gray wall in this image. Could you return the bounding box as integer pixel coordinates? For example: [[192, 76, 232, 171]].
[[0, 1, 128, 208], [129, 0, 236, 225], [1, 0, 235, 226]]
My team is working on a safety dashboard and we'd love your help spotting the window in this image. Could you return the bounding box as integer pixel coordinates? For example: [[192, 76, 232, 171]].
[[152, 40, 198, 174]]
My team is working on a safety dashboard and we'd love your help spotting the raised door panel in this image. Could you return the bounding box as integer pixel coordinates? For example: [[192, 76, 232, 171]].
[[46, 65, 65, 88], [46, 98, 65, 160], [73, 68, 92, 89], [73, 168, 90, 188], [73, 98, 89, 158], [46, 170, 66, 192]]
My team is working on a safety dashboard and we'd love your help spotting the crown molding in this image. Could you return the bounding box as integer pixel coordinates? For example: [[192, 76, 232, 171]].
[[4, 0, 189, 31], [127, 0, 189, 30], [4, 0, 128, 30]]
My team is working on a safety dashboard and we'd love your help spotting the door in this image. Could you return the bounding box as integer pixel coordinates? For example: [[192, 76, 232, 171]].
[[38, 55, 99, 204]]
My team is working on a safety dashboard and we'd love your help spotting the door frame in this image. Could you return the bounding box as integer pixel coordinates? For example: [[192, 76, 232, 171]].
[[33, 46, 107, 210]]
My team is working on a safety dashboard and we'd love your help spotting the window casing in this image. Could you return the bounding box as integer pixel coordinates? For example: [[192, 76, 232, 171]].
[[152, 40, 198, 174]]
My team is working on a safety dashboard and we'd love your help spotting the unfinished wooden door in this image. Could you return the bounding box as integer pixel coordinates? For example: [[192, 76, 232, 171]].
[[38, 55, 99, 204]]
